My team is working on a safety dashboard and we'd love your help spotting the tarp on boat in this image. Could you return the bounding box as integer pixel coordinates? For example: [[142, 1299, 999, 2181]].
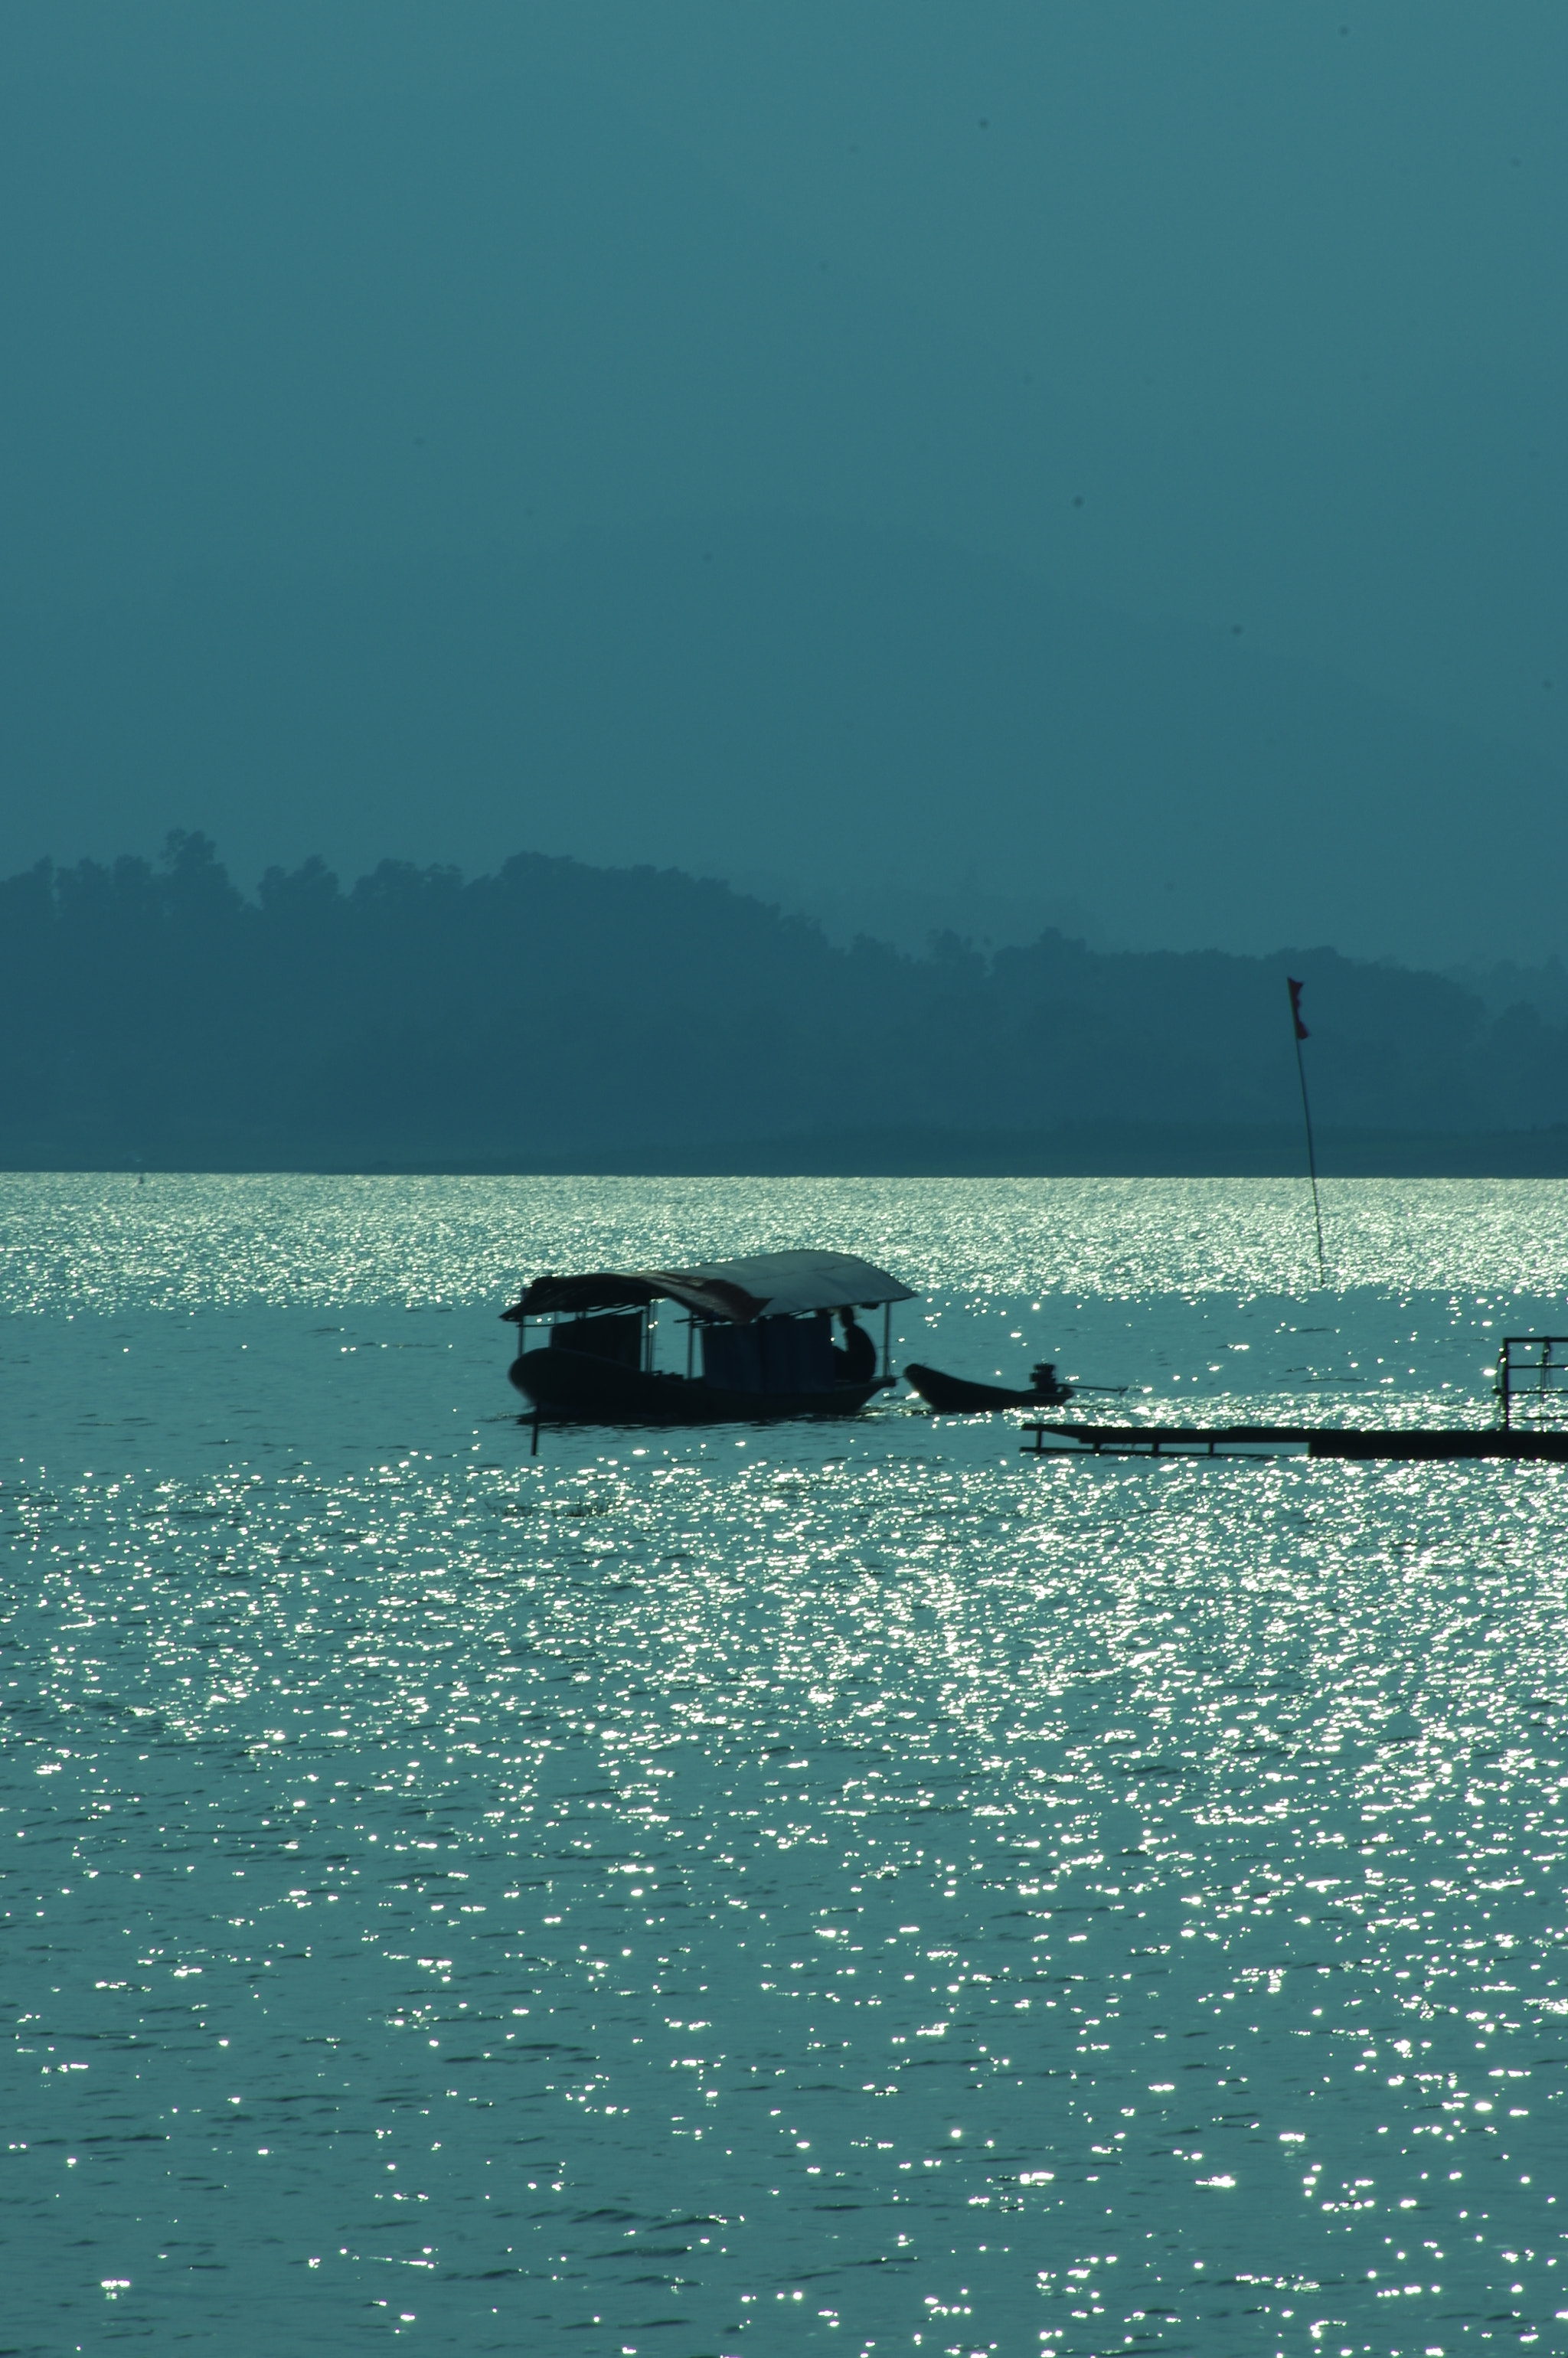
[[505, 1248, 915, 1326]]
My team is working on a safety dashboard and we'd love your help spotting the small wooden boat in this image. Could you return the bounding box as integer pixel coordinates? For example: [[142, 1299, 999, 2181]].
[[503, 1249, 916, 1427], [905, 1360, 1075, 1413]]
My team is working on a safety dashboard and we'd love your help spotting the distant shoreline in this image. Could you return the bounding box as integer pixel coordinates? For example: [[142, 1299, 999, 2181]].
[[8, 1125, 1568, 1180]]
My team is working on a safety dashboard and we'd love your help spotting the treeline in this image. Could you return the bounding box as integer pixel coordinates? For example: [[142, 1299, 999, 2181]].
[[3, 834, 1567, 1168]]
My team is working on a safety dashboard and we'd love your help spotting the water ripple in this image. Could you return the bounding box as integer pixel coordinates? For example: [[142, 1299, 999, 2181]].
[[3, 1177, 1566, 2353]]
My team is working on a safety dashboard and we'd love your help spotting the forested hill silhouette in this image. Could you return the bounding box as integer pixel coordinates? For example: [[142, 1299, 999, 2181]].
[[5, 836, 1567, 1173]]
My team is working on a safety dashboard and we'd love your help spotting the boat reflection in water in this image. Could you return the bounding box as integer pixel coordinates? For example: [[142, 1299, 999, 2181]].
[[503, 1249, 915, 1426]]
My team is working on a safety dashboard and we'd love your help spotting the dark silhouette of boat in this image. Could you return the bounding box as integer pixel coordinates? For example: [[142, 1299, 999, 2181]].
[[503, 1249, 915, 1426], [904, 1360, 1075, 1413]]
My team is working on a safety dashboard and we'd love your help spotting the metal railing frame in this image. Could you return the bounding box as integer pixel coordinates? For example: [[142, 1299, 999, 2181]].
[[1497, 1336, 1568, 1430]]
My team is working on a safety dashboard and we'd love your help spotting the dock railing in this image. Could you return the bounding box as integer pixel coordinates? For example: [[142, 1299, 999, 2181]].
[[1496, 1337, 1568, 1431]]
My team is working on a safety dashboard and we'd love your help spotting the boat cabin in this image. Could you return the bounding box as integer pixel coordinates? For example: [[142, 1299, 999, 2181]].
[[501, 1249, 915, 1426]]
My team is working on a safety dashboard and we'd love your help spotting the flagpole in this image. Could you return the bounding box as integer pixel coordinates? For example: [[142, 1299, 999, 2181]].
[[1287, 978, 1326, 1288]]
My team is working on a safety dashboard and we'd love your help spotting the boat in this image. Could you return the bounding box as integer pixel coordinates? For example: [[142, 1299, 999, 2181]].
[[904, 1361, 1131, 1413], [904, 1360, 1076, 1413], [502, 1249, 916, 1426]]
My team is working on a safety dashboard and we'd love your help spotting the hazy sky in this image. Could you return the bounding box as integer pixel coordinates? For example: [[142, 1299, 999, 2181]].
[[3, 3, 1563, 958]]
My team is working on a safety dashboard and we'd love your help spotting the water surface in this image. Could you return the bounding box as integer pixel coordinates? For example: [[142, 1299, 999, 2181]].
[[5, 1177, 1566, 2355]]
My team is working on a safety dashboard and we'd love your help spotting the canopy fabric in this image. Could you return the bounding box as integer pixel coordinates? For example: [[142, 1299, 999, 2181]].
[[507, 1272, 660, 1318], [505, 1249, 914, 1325], [663, 1250, 915, 1318]]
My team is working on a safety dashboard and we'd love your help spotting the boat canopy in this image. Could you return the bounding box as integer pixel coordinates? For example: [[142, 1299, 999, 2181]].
[[504, 1249, 916, 1327]]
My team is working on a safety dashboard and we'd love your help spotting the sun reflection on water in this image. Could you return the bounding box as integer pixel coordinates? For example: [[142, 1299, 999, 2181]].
[[3, 1176, 1566, 2352]]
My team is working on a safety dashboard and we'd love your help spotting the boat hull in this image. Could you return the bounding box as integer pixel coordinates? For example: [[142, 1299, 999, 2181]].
[[510, 1346, 883, 1426], [904, 1360, 1073, 1413]]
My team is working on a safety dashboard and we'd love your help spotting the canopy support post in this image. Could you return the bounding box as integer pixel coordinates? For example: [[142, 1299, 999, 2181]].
[[883, 1301, 892, 1386]]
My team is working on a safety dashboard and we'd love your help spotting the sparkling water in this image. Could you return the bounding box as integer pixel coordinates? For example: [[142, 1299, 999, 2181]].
[[4, 1175, 1566, 2356]]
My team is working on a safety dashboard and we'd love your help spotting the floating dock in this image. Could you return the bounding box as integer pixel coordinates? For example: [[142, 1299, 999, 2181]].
[[1019, 1334, 1568, 1460], [1021, 1421, 1568, 1462]]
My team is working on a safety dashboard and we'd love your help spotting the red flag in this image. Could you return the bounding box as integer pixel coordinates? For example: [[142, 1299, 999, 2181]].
[[1287, 977, 1309, 1040]]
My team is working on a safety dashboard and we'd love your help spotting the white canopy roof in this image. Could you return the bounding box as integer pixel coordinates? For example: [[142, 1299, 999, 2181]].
[[508, 1248, 914, 1324], [669, 1249, 916, 1319]]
